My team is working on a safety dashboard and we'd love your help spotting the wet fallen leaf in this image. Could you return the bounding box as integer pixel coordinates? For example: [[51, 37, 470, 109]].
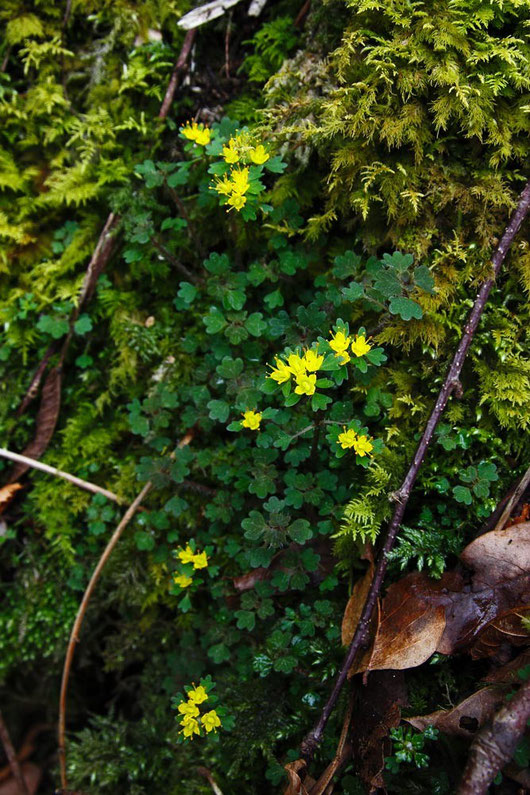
[[350, 573, 446, 674], [407, 686, 508, 738], [350, 670, 408, 793], [8, 366, 62, 482], [348, 523, 530, 674], [0, 484, 23, 515], [482, 649, 530, 684]]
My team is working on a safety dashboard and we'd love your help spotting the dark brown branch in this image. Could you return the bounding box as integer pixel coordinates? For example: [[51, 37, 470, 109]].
[[457, 677, 530, 794], [158, 29, 196, 120], [152, 236, 199, 283], [300, 178, 530, 762], [0, 709, 29, 795]]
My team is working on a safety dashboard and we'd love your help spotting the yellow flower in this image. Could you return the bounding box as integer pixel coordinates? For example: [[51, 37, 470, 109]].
[[250, 144, 269, 165], [180, 717, 201, 738], [194, 127, 211, 146], [337, 428, 357, 449], [241, 410, 262, 430], [214, 175, 233, 196], [181, 122, 210, 145], [329, 330, 351, 364], [201, 710, 222, 733], [192, 551, 208, 570], [286, 353, 307, 379], [188, 685, 208, 705], [223, 138, 239, 163], [303, 349, 324, 372], [269, 357, 291, 384], [174, 573, 193, 589], [350, 334, 372, 357], [353, 434, 374, 457], [181, 121, 199, 141], [294, 373, 317, 396], [230, 167, 250, 195], [227, 192, 247, 210], [178, 544, 195, 565], [178, 701, 199, 718]]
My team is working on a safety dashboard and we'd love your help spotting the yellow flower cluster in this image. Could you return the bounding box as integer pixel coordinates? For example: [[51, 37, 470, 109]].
[[177, 685, 221, 739], [329, 331, 372, 364], [241, 410, 262, 430], [180, 121, 211, 146], [268, 348, 324, 396], [173, 544, 208, 589], [337, 428, 374, 456], [222, 133, 270, 166], [213, 166, 250, 210]]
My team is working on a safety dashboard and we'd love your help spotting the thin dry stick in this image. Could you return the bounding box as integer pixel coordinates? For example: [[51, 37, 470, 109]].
[[0, 448, 120, 503], [493, 463, 530, 532], [458, 677, 530, 794], [58, 432, 194, 789], [0, 709, 29, 795], [158, 29, 197, 119], [58, 481, 152, 787], [300, 178, 530, 762]]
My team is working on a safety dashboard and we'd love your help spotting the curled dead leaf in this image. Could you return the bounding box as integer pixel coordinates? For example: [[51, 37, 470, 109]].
[[8, 366, 62, 482], [470, 605, 530, 659], [482, 649, 530, 684], [283, 760, 315, 795], [406, 686, 508, 738], [0, 483, 23, 515]]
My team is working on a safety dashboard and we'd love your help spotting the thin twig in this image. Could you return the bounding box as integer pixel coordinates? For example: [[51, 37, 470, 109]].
[[0, 46, 12, 74], [493, 463, 530, 532], [152, 236, 199, 283], [58, 481, 152, 788], [197, 767, 224, 795], [158, 29, 197, 120], [0, 709, 29, 795], [300, 178, 530, 762], [0, 448, 120, 503], [457, 677, 530, 794], [58, 431, 194, 789]]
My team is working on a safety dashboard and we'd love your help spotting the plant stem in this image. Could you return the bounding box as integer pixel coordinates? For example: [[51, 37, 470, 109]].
[[0, 448, 120, 503], [300, 178, 530, 762], [58, 431, 194, 789], [158, 29, 196, 120], [493, 463, 530, 532]]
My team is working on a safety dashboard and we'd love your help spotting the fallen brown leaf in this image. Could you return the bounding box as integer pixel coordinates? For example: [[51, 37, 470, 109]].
[[482, 649, 530, 684], [341, 561, 375, 648], [350, 574, 446, 674], [0, 484, 23, 515], [8, 366, 62, 482], [407, 686, 508, 738]]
